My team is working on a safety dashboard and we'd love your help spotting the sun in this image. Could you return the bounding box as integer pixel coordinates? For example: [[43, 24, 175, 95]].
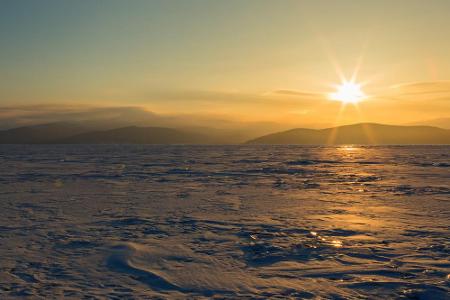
[[329, 81, 367, 104]]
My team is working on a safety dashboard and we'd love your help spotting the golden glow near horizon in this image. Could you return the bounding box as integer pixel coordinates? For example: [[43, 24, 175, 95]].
[[329, 81, 367, 104]]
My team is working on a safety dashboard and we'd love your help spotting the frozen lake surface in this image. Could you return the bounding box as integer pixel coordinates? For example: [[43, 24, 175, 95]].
[[0, 145, 449, 299]]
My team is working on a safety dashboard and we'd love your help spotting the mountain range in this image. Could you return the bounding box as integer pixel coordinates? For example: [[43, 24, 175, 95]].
[[0, 122, 449, 145]]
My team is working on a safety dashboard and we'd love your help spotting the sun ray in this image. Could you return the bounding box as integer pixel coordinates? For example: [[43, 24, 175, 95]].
[[350, 36, 370, 83]]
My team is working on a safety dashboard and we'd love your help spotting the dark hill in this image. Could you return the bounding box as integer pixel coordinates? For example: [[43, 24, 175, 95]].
[[0, 122, 89, 144], [246, 123, 450, 145]]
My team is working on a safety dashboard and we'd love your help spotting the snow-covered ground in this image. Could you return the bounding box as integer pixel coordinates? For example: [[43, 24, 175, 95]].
[[0, 145, 449, 299]]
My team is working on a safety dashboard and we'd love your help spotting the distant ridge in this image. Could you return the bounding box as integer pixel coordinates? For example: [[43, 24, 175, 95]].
[[246, 123, 450, 145], [0, 122, 89, 144], [53, 126, 208, 144], [407, 117, 450, 129]]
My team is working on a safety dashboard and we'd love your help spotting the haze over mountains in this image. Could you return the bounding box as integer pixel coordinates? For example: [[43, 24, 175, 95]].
[[407, 117, 450, 129], [1, 122, 449, 145], [0, 106, 289, 143]]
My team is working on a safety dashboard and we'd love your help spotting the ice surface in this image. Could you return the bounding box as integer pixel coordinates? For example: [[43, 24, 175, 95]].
[[0, 145, 449, 298]]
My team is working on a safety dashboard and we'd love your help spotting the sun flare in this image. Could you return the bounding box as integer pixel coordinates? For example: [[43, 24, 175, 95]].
[[329, 81, 367, 104]]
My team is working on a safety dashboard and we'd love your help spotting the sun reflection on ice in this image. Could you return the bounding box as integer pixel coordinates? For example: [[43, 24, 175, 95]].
[[309, 231, 343, 248], [330, 239, 343, 248], [339, 145, 360, 151]]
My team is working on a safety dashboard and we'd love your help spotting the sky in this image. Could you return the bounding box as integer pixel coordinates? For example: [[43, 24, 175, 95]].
[[1, 0, 450, 128]]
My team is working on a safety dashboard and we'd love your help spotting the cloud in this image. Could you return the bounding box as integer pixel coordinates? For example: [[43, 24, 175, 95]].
[[2, 82, 447, 131], [387, 80, 450, 97], [0, 104, 293, 130], [135, 88, 323, 106], [390, 80, 450, 89], [0, 106, 157, 129], [271, 90, 324, 99]]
